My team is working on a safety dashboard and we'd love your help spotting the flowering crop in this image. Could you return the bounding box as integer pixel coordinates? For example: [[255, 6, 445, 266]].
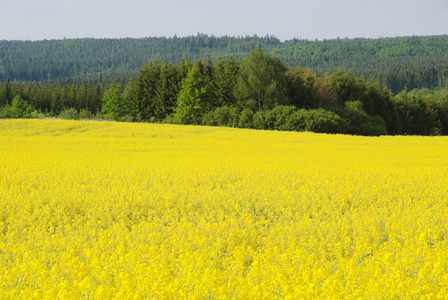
[[1, 119, 448, 299]]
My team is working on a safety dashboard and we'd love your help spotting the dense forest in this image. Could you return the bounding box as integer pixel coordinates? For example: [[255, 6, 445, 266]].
[[1, 34, 448, 93], [1, 48, 447, 136], [0, 35, 280, 86]]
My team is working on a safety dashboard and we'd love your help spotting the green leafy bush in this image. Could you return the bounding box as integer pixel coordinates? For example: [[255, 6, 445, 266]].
[[59, 108, 80, 120], [238, 109, 254, 128], [284, 109, 347, 133], [0, 96, 35, 119], [202, 106, 240, 127], [79, 109, 95, 119], [331, 101, 387, 135]]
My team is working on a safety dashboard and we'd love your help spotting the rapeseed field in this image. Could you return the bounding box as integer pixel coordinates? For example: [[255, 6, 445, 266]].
[[1, 119, 447, 299]]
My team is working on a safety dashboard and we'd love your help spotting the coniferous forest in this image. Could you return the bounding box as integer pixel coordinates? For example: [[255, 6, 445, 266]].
[[1, 34, 448, 92], [1, 34, 447, 136]]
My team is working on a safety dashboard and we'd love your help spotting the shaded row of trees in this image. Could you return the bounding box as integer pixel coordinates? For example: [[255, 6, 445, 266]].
[[1, 48, 447, 135], [0, 78, 103, 114]]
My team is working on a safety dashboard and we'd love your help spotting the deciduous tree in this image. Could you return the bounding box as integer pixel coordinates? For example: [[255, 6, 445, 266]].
[[102, 83, 129, 121], [235, 47, 288, 111], [174, 66, 215, 125]]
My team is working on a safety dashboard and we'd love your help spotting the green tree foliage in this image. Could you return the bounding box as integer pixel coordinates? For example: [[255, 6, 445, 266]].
[[0, 78, 13, 106], [177, 57, 193, 80], [213, 55, 239, 107], [263, 106, 298, 130], [328, 70, 399, 134], [0, 95, 34, 118], [1, 48, 447, 136], [102, 83, 130, 121], [424, 95, 448, 135], [235, 47, 288, 111], [194, 57, 214, 82], [278, 35, 448, 93], [315, 74, 338, 107], [393, 91, 442, 135], [131, 61, 161, 121], [244, 106, 346, 133], [330, 70, 366, 103], [0, 35, 280, 85], [286, 68, 319, 109], [363, 82, 400, 135], [0, 80, 103, 115], [238, 109, 255, 128], [154, 61, 181, 118], [202, 105, 240, 127], [79, 109, 95, 119], [330, 101, 388, 136], [174, 66, 215, 125], [284, 108, 346, 133], [59, 108, 80, 120], [2, 35, 447, 92]]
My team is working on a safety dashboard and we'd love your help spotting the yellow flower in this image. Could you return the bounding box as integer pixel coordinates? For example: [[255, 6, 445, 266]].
[[0, 119, 447, 298]]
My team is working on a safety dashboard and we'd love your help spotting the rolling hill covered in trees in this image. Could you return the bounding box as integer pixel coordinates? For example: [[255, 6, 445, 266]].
[[1, 34, 448, 93]]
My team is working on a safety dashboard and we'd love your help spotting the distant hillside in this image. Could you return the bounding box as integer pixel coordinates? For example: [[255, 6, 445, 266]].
[[0, 35, 280, 85], [278, 35, 448, 93], [1, 34, 447, 93]]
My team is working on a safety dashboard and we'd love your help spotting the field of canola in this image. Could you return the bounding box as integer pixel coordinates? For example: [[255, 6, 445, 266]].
[[1, 119, 448, 299]]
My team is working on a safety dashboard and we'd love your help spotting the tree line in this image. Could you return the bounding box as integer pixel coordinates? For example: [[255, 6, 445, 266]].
[[0, 79, 103, 119], [1, 34, 447, 92], [1, 48, 447, 136]]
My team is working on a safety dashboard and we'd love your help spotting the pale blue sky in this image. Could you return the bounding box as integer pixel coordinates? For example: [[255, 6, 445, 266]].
[[1, 0, 447, 41]]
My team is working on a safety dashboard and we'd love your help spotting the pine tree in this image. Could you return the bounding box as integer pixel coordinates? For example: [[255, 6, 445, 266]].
[[154, 61, 181, 118], [131, 61, 161, 121], [3, 78, 12, 106], [214, 55, 238, 107]]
